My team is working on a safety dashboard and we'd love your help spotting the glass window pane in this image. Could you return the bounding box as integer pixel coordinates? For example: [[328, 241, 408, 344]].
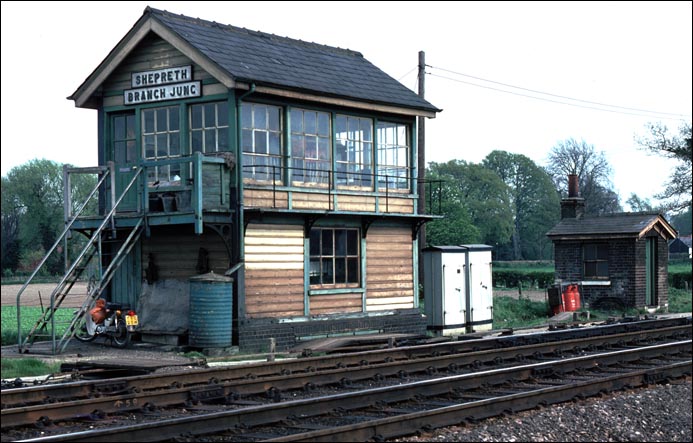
[[204, 104, 216, 127], [335, 230, 346, 256], [114, 117, 125, 140], [191, 105, 202, 129], [241, 129, 253, 152], [584, 245, 595, 261], [169, 136, 179, 156], [310, 230, 320, 255], [318, 137, 330, 160], [597, 245, 608, 260], [290, 109, 303, 132], [336, 115, 346, 135], [157, 108, 167, 131], [321, 230, 333, 255], [317, 112, 329, 136], [347, 258, 359, 283], [321, 258, 333, 284], [597, 262, 608, 276], [114, 141, 126, 164], [218, 130, 228, 151], [157, 134, 168, 156], [361, 119, 372, 141], [192, 132, 202, 153], [126, 115, 135, 138], [254, 131, 267, 154], [169, 109, 179, 131], [144, 135, 155, 158], [347, 230, 358, 255], [305, 137, 317, 159], [304, 112, 316, 134], [143, 110, 155, 133], [218, 105, 229, 127], [585, 262, 596, 277], [291, 135, 304, 157], [269, 133, 281, 156], [241, 103, 252, 127], [335, 258, 346, 283], [126, 141, 136, 163], [310, 259, 320, 285], [268, 108, 280, 131], [205, 129, 216, 152], [254, 106, 267, 129]]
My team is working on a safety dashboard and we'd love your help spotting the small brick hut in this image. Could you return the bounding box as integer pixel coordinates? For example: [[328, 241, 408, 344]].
[[546, 176, 677, 310]]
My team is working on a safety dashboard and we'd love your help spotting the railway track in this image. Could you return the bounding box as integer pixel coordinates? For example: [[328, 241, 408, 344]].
[[2, 316, 691, 441]]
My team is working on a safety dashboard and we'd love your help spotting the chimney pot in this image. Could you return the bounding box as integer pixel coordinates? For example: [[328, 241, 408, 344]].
[[568, 174, 579, 198]]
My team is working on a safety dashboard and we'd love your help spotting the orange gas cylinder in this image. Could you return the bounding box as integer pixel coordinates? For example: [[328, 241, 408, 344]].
[[564, 285, 581, 311]]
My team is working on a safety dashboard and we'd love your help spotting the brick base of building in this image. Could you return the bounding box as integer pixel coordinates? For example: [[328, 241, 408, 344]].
[[236, 309, 428, 352]]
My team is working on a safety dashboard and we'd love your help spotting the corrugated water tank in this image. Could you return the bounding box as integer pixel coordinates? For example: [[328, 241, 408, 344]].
[[189, 272, 233, 348]]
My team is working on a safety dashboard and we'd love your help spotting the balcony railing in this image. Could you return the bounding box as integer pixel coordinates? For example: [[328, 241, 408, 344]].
[[65, 152, 234, 234], [242, 164, 443, 215]]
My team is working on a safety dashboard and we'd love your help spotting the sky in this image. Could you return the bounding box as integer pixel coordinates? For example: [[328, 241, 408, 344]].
[[1, 1, 691, 210]]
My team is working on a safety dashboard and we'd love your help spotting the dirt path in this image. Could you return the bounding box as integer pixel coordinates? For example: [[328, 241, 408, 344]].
[[3, 283, 546, 308], [2, 283, 88, 308]]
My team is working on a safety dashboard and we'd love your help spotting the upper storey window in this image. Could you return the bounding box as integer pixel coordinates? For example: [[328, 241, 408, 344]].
[[142, 106, 180, 185], [190, 102, 229, 153], [376, 122, 409, 190], [291, 108, 331, 186], [241, 103, 283, 182], [335, 115, 373, 189]]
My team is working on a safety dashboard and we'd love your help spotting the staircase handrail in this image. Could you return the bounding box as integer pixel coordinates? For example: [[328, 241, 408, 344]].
[[15, 169, 110, 348], [17, 167, 143, 352]]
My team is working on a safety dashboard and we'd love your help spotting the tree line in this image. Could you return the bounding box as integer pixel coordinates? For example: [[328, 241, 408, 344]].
[[1, 121, 691, 276]]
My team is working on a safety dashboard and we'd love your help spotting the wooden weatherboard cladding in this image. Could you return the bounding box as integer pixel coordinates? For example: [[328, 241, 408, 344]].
[[244, 224, 305, 318], [366, 226, 414, 311], [102, 33, 221, 107], [141, 227, 229, 280]]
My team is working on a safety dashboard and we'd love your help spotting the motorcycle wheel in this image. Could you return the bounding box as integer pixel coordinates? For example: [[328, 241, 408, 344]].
[[74, 319, 96, 342], [111, 320, 130, 348]]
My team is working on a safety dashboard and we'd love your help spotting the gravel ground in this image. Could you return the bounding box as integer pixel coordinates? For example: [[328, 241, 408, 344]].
[[390, 378, 692, 442]]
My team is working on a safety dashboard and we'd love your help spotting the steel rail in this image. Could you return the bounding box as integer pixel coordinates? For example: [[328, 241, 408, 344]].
[[13, 340, 692, 442], [2, 325, 689, 428], [4, 317, 689, 408]]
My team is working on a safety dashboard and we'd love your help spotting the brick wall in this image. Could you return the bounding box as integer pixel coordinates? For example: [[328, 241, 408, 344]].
[[554, 235, 669, 309], [236, 309, 428, 352]]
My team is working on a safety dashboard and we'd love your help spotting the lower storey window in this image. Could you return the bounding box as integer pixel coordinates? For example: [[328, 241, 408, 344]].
[[584, 243, 608, 278], [309, 228, 360, 286]]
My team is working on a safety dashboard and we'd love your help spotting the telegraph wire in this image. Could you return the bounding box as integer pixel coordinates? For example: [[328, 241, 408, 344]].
[[425, 65, 691, 121]]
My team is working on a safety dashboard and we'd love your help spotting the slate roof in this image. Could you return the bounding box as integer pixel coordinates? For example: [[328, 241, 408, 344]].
[[546, 212, 677, 240], [74, 7, 439, 114]]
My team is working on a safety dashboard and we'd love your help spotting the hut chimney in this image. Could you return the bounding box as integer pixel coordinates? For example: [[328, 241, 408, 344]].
[[560, 174, 585, 219], [568, 174, 579, 198]]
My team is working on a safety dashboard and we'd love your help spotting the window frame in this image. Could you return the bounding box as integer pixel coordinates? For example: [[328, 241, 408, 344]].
[[376, 121, 411, 191], [141, 105, 181, 185], [189, 101, 230, 154], [240, 102, 283, 183], [309, 227, 361, 288], [583, 243, 609, 279], [290, 107, 331, 186]]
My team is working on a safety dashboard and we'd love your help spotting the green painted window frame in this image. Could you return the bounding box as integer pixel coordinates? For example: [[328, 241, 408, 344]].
[[309, 227, 361, 287]]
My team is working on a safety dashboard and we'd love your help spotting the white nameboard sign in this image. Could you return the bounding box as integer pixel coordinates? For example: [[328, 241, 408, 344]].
[[131, 66, 192, 87], [124, 81, 201, 105], [125, 65, 200, 105]]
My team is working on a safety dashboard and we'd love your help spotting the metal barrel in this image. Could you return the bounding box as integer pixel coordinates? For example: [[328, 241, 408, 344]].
[[189, 272, 233, 348]]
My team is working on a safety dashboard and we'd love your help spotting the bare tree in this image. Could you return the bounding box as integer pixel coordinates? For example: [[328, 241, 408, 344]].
[[636, 121, 692, 213], [546, 138, 621, 215]]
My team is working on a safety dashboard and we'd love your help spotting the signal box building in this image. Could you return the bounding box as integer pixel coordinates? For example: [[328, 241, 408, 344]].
[[56, 7, 441, 351]]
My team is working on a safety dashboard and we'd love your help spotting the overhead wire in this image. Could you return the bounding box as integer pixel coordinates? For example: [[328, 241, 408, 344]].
[[425, 64, 691, 121]]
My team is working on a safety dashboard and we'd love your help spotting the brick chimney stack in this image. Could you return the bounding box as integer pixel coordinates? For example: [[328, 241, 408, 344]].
[[561, 174, 585, 219]]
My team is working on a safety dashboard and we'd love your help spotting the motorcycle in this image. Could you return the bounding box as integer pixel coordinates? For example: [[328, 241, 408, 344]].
[[74, 299, 139, 348]]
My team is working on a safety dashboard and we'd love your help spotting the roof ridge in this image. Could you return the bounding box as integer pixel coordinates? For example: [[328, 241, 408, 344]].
[[145, 6, 364, 58]]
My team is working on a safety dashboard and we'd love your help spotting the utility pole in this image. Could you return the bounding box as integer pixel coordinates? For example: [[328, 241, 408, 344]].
[[417, 51, 426, 302]]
